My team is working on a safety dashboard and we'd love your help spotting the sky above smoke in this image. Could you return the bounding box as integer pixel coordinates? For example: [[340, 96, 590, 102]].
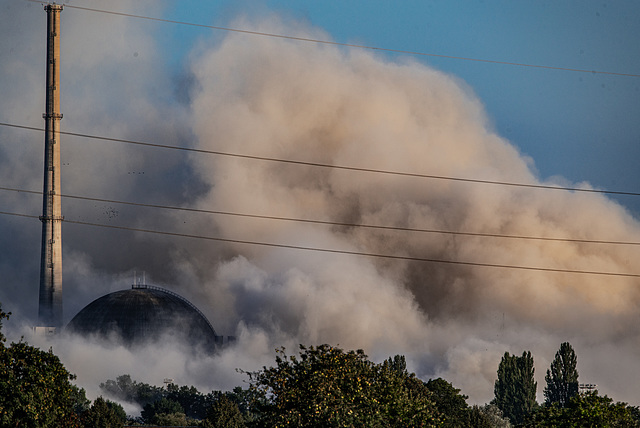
[[1, 0, 640, 406]]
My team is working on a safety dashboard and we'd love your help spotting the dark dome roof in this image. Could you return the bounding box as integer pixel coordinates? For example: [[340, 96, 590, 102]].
[[66, 285, 219, 350]]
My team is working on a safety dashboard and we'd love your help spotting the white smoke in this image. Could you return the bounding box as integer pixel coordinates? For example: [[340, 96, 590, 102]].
[[183, 15, 640, 404], [1, 0, 640, 407]]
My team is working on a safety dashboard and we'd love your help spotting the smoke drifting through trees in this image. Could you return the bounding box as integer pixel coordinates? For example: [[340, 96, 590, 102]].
[[1, 0, 640, 405]]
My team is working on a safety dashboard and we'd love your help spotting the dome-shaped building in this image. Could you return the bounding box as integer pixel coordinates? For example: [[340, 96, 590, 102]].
[[66, 284, 231, 351]]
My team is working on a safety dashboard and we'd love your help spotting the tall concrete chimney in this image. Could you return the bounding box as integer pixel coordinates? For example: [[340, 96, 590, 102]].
[[38, 3, 64, 330]]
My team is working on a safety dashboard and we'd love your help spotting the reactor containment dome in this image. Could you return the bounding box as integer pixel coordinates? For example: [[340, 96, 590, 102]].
[[66, 284, 231, 350]]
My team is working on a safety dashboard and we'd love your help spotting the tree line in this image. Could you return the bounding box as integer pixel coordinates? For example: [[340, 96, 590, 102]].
[[1, 302, 639, 427], [491, 343, 640, 427]]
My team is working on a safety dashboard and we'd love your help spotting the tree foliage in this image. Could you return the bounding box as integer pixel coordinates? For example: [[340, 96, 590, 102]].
[[492, 351, 537, 425], [544, 342, 579, 408], [166, 383, 216, 420], [208, 387, 266, 425], [100, 374, 265, 424], [0, 304, 9, 345], [100, 374, 223, 422], [425, 377, 469, 427], [529, 390, 640, 427], [0, 340, 81, 427], [71, 385, 91, 415], [469, 404, 512, 428], [153, 411, 198, 426], [141, 396, 184, 424], [80, 396, 125, 428], [0, 303, 92, 427], [202, 395, 246, 428], [99, 374, 164, 408], [246, 344, 439, 427]]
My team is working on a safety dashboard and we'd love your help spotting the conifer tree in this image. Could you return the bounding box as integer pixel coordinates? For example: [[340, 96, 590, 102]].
[[492, 351, 537, 425], [544, 342, 579, 407]]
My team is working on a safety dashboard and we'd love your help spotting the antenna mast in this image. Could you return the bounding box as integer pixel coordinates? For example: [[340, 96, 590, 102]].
[[38, 3, 64, 330]]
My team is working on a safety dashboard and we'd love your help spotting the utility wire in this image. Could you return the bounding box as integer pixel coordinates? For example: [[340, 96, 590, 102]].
[[1, 209, 638, 279], [44, 2, 640, 79], [2, 121, 640, 198], [2, 184, 640, 247], [12, 4, 639, 279]]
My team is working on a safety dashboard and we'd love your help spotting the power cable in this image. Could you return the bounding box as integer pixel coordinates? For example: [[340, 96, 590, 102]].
[[2, 121, 640, 198], [1, 209, 638, 279], [11, 4, 640, 280], [42, 2, 640, 79], [2, 184, 640, 247]]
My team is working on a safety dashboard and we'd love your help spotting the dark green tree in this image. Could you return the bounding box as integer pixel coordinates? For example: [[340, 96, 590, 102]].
[[529, 390, 640, 427], [105, 399, 127, 425], [202, 395, 246, 428], [469, 404, 511, 428], [544, 342, 579, 408], [99, 374, 133, 401], [80, 396, 125, 428], [0, 304, 85, 427], [0, 304, 9, 344], [384, 354, 408, 374], [153, 411, 198, 426], [100, 374, 163, 407], [141, 397, 183, 424], [166, 383, 213, 419], [492, 351, 537, 425], [246, 344, 439, 427], [220, 386, 268, 425], [425, 378, 470, 427], [0, 335, 82, 427], [71, 386, 91, 415], [101, 375, 256, 423]]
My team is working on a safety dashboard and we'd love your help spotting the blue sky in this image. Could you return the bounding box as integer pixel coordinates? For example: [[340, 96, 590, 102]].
[[160, 0, 640, 216]]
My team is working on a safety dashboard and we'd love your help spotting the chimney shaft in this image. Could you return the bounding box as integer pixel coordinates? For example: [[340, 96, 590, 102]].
[[38, 3, 64, 329]]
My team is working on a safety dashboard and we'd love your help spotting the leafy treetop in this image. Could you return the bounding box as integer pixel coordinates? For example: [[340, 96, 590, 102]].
[[246, 344, 440, 427], [544, 342, 579, 408]]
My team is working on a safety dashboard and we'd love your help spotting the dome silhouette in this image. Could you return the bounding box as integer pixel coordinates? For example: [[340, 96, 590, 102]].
[[66, 285, 227, 350]]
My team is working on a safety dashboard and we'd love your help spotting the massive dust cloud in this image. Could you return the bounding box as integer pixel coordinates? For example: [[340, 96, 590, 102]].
[[1, 1, 639, 405]]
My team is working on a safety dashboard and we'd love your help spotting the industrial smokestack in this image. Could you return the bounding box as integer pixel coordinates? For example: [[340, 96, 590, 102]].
[[37, 3, 64, 331]]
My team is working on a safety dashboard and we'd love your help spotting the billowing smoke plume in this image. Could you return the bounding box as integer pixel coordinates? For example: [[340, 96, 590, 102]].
[[1, 0, 639, 406]]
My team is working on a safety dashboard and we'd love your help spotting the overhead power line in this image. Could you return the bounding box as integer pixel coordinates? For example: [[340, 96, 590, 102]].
[[2, 121, 640, 198], [1, 209, 639, 279], [33, 1, 640, 79], [2, 184, 640, 247]]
